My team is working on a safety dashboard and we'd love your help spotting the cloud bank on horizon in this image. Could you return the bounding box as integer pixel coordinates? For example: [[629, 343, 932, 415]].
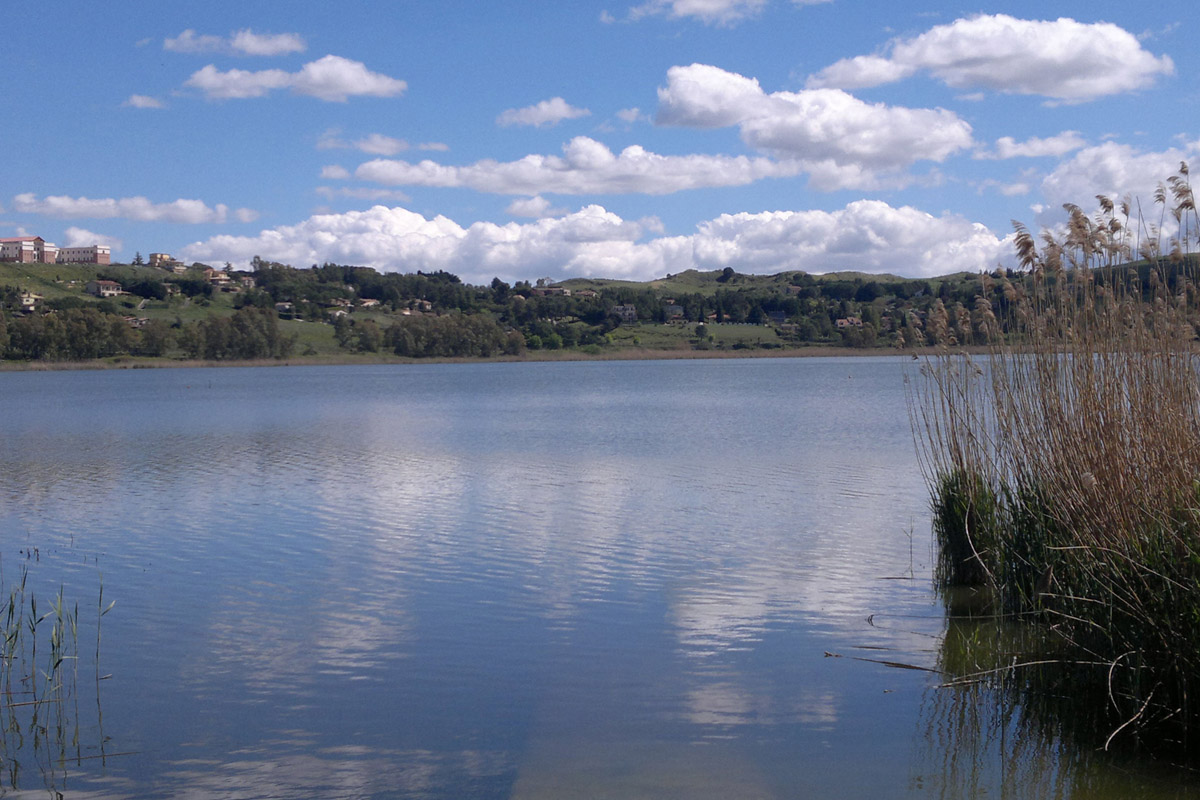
[[4, 2, 1191, 285]]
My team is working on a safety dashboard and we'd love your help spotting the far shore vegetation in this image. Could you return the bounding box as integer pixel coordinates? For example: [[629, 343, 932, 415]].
[[0, 250, 1122, 367], [914, 164, 1200, 758]]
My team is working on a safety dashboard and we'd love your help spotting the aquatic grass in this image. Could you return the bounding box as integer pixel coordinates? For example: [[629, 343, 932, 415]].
[[0, 563, 112, 793], [913, 164, 1200, 753]]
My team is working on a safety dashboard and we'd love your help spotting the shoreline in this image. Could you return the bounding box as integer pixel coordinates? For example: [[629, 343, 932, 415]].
[[0, 345, 969, 372]]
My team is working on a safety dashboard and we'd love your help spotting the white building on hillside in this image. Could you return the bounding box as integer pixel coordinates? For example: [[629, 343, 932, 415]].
[[0, 237, 111, 265], [58, 245, 111, 265], [0, 236, 57, 263]]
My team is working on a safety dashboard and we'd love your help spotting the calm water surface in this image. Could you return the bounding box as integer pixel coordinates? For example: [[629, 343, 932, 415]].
[[0, 358, 1194, 798]]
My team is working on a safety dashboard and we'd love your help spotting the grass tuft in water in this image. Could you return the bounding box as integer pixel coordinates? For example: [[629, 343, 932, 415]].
[[0, 562, 113, 793]]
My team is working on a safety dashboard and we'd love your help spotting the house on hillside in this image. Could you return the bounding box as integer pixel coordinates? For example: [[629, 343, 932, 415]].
[[612, 304, 637, 323], [149, 252, 184, 270], [86, 279, 122, 298], [18, 292, 42, 313], [204, 267, 231, 286]]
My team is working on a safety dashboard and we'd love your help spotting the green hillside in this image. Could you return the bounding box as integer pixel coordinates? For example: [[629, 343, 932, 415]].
[[4, 256, 1158, 364]]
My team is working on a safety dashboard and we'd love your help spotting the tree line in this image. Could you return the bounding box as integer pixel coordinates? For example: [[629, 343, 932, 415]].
[[0, 303, 292, 362], [8, 253, 1192, 363]]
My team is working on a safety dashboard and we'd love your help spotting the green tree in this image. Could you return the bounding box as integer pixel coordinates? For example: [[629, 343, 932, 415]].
[[333, 314, 353, 348], [386, 313, 511, 358], [136, 319, 173, 357], [176, 323, 203, 359], [356, 319, 382, 353]]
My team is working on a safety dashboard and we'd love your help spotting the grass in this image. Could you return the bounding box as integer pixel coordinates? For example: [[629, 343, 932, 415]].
[[608, 322, 785, 350], [0, 262, 165, 297], [913, 164, 1200, 755], [279, 317, 339, 355]]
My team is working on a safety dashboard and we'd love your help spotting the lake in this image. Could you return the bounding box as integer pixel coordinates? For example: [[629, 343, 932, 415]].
[[0, 357, 1195, 798]]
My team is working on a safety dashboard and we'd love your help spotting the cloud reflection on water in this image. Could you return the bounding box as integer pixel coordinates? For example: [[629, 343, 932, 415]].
[[0, 360, 950, 797]]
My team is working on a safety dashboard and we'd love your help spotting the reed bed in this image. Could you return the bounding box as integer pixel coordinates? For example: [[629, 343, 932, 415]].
[[914, 165, 1200, 752]]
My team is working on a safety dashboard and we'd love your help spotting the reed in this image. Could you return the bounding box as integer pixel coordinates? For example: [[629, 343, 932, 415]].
[[914, 164, 1200, 752], [0, 563, 109, 793]]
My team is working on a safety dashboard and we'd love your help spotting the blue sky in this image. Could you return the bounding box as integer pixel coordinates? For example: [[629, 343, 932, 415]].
[[4, 0, 1196, 283]]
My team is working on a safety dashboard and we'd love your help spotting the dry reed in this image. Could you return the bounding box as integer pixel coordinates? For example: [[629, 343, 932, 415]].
[[913, 164, 1200, 752]]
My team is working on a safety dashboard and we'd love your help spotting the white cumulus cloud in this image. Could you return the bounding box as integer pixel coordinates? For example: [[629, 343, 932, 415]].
[[355, 135, 803, 195], [315, 187, 413, 203], [164, 30, 225, 54], [180, 204, 688, 283], [506, 196, 569, 219], [164, 28, 306, 56], [185, 55, 406, 102], [1039, 140, 1200, 219], [974, 132, 1087, 160], [123, 94, 165, 109], [497, 97, 591, 128], [319, 131, 410, 155], [179, 200, 1009, 285], [656, 63, 973, 188], [616, 107, 644, 124], [355, 133, 409, 155], [630, 0, 768, 25], [230, 29, 307, 57], [184, 65, 291, 99], [627, 0, 828, 26], [63, 227, 123, 251], [690, 202, 1011, 276], [12, 193, 256, 225], [807, 15, 1174, 103]]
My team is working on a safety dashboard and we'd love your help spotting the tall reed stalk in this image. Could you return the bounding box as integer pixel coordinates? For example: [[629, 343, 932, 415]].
[[0, 562, 108, 794], [914, 164, 1200, 752]]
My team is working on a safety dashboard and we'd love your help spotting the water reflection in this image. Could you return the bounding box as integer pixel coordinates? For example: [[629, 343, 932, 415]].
[[158, 743, 513, 799], [911, 612, 1200, 799], [11, 360, 1190, 797]]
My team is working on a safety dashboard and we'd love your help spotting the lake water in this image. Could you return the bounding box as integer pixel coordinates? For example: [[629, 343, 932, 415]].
[[0, 357, 1196, 798]]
